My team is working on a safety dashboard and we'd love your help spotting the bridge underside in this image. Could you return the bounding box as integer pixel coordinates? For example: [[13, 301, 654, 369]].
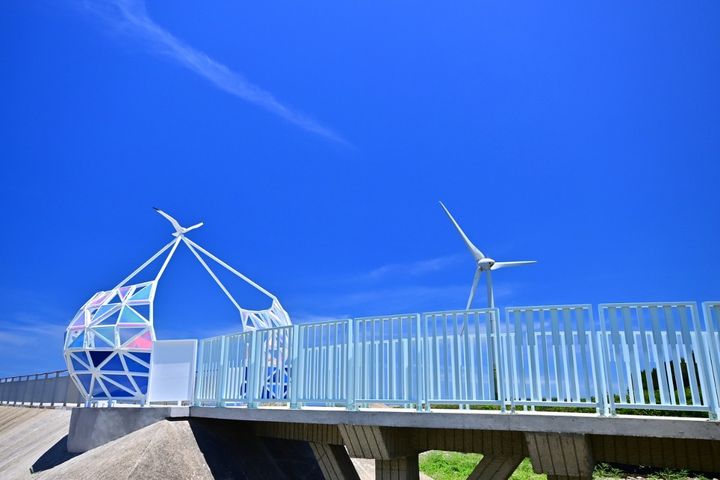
[[67, 407, 720, 480]]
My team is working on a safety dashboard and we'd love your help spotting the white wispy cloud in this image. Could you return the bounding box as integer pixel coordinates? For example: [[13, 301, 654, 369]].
[[81, 0, 346, 143], [359, 254, 464, 281]]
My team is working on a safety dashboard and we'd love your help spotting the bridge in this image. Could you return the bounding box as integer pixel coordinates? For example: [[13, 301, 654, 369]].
[[2, 301, 720, 479]]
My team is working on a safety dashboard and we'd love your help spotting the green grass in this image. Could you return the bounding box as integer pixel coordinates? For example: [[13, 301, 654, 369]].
[[419, 451, 545, 480], [419, 452, 708, 480]]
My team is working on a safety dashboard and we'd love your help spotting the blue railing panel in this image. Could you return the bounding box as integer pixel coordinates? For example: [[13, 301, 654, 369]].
[[192, 301, 720, 418], [504, 305, 603, 411], [294, 321, 349, 406], [422, 309, 503, 408], [354, 314, 421, 407], [598, 302, 716, 416]]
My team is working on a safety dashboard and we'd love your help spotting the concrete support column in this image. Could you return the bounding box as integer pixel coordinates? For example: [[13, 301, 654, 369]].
[[525, 433, 594, 480], [310, 443, 360, 480], [375, 455, 419, 480], [467, 454, 524, 480]]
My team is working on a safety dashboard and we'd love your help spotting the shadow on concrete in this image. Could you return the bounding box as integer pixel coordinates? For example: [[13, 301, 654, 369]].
[[187, 418, 323, 480], [30, 435, 79, 473]]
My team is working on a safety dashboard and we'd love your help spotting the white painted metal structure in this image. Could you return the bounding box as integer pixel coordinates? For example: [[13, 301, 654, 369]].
[[439, 202, 536, 309], [194, 301, 720, 419], [63, 209, 291, 405]]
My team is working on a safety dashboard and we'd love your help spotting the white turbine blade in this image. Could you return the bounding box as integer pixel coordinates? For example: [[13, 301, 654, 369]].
[[466, 268, 482, 310], [439, 201, 485, 260], [184, 222, 204, 233], [491, 260, 536, 270], [153, 207, 182, 232]]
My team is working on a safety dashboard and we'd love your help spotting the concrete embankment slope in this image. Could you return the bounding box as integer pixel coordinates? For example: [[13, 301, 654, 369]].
[[0, 406, 71, 479], [1, 406, 398, 480], [0, 406, 323, 479]]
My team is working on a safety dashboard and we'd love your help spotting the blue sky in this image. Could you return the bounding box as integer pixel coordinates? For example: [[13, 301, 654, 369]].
[[0, 0, 719, 376]]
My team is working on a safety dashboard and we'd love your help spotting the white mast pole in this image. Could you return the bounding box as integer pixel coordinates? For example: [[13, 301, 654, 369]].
[[486, 270, 495, 309], [154, 237, 182, 284], [110, 238, 177, 291]]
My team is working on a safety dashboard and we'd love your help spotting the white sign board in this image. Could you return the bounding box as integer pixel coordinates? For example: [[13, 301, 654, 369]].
[[147, 339, 197, 403]]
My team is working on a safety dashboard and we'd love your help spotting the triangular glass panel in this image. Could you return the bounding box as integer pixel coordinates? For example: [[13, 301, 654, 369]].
[[132, 304, 150, 321], [132, 375, 149, 394], [77, 374, 92, 394], [119, 327, 146, 346], [123, 354, 150, 373], [89, 292, 109, 307], [96, 310, 120, 326], [89, 331, 114, 348], [92, 304, 118, 322], [118, 306, 145, 325], [112, 293, 125, 305], [105, 374, 135, 393], [93, 326, 116, 346], [69, 331, 85, 349], [99, 353, 124, 372], [127, 331, 153, 349], [79, 351, 92, 366], [102, 379, 134, 398], [129, 285, 151, 302], [128, 351, 151, 365], [65, 329, 80, 348], [89, 350, 113, 367], [70, 311, 85, 327], [70, 355, 89, 372], [92, 377, 108, 398], [118, 286, 132, 301]]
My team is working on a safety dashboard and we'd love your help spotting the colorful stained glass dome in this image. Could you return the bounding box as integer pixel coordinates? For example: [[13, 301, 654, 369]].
[[63, 208, 293, 404], [64, 282, 156, 402]]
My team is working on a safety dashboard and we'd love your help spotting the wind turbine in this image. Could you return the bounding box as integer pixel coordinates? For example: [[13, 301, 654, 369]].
[[439, 202, 536, 309], [153, 207, 204, 237]]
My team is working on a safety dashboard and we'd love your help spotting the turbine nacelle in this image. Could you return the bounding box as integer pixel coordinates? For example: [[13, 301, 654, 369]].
[[477, 258, 495, 271]]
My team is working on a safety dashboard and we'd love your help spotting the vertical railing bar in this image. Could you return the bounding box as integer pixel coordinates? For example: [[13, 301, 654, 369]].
[[452, 313, 461, 403], [664, 306, 686, 406], [678, 307, 700, 405], [525, 310, 538, 405], [510, 310, 521, 405], [621, 306, 643, 404], [346, 319, 354, 409], [549, 309, 563, 402], [538, 310, 552, 400], [562, 309, 577, 402], [635, 307, 657, 405], [576, 308, 591, 403], [608, 307, 628, 404], [648, 306, 671, 405], [493, 308, 506, 411], [691, 303, 719, 419], [597, 306, 614, 415]]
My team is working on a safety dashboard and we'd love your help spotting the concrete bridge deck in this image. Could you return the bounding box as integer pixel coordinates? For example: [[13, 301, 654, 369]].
[[66, 406, 720, 480]]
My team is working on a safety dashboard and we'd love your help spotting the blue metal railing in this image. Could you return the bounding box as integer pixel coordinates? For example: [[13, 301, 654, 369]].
[[194, 301, 720, 418]]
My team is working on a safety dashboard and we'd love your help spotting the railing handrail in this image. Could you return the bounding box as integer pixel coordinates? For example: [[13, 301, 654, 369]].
[[0, 369, 68, 383]]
